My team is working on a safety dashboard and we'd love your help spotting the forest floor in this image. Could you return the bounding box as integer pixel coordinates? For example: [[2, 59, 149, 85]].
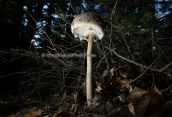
[[1, 67, 172, 117]]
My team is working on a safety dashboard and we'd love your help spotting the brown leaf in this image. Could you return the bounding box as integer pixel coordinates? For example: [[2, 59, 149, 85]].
[[95, 83, 104, 93], [105, 100, 114, 112], [154, 98, 172, 116], [147, 97, 162, 112], [109, 67, 115, 76], [102, 70, 109, 78], [134, 93, 152, 117], [24, 109, 41, 117], [121, 103, 135, 117], [147, 86, 165, 113], [55, 110, 71, 117], [104, 105, 125, 117], [98, 68, 114, 84], [127, 103, 135, 117], [134, 86, 165, 117], [8, 112, 20, 117], [126, 87, 148, 104]]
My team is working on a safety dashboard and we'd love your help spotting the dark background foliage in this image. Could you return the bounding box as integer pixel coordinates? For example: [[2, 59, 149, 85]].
[[0, 0, 172, 96]]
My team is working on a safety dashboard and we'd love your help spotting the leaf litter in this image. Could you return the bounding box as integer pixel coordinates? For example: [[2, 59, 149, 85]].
[[3, 67, 172, 117]]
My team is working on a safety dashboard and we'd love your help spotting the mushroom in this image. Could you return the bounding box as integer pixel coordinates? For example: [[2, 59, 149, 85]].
[[71, 12, 105, 107]]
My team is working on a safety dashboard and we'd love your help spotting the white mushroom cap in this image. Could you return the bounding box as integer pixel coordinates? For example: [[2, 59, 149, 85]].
[[71, 12, 105, 42]]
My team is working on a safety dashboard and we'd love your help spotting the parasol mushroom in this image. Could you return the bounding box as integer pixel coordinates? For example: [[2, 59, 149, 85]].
[[71, 12, 105, 107]]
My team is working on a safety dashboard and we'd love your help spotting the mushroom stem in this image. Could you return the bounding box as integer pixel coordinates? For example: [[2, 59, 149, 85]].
[[87, 34, 94, 107]]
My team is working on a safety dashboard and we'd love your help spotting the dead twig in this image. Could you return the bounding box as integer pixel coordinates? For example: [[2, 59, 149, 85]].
[[105, 46, 171, 76]]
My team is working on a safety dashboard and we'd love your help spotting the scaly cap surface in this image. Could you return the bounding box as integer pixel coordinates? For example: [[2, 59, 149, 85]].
[[71, 12, 105, 42]]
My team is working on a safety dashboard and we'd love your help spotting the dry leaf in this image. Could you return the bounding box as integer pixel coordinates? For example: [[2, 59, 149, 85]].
[[147, 86, 165, 113], [118, 93, 126, 103], [54, 110, 71, 117], [134, 86, 165, 117], [134, 94, 152, 117], [104, 105, 125, 117], [92, 94, 103, 107], [105, 100, 114, 112], [98, 69, 112, 84], [8, 112, 20, 117], [161, 98, 172, 111], [102, 70, 109, 78], [127, 103, 135, 117], [23, 109, 41, 117], [121, 103, 135, 117], [109, 67, 116, 79], [126, 87, 148, 104], [155, 98, 172, 116], [95, 83, 104, 93], [62, 91, 67, 99]]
